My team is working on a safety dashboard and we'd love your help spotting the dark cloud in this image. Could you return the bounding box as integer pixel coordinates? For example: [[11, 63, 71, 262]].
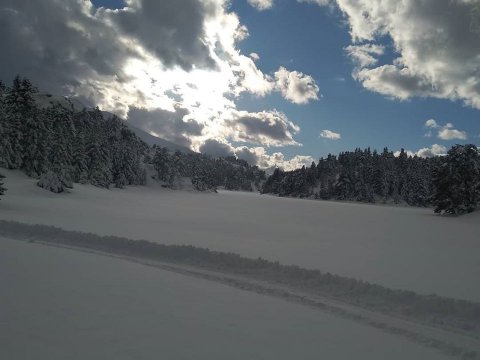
[[199, 139, 235, 157], [0, 1, 130, 95], [235, 146, 259, 165], [127, 106, 204, 148], [107, 0, 217, 70], [0, 0, 218, 108], [226, 110, 300, 146]]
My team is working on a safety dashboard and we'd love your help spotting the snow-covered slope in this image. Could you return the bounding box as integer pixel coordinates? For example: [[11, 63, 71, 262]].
[[0, 237, 452, 360], [1, 169, 479, 301], [32, 93, 194, 154], [33, 92, 87, 112], [123, 121, 194, 153]]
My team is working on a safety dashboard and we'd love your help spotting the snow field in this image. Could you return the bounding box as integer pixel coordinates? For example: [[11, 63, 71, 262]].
[[1, 168, 479, 301], [0, 237, 453, 360]]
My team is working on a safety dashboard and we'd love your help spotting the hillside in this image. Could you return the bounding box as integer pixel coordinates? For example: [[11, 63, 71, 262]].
[[0, 77, 265, 193], [33, 92, 195, 154]]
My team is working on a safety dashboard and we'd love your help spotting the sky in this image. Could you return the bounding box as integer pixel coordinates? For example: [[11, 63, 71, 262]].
[[1, 0, 479, 170]]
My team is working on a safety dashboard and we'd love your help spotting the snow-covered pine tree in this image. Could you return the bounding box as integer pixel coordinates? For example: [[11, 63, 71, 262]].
[[0, 173, 6, 198], [21, 109, 49, 177], [106, 115, 147, 187], [87, 140, 112, 188], [84, 108, 113, 188], [153, 147, 175, 185], [37, 171, 66, 193], [71, 124, 88, 183], [0, 99, 14, 168], [0, 77, 32, 169], [41, 103, 75, 187], [433, 144, 480, 214]]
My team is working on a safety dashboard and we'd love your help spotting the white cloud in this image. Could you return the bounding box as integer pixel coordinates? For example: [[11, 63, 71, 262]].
[[394, 144, 447, 158], [345, 43, 384, 68], [247, 0, 274, 11], [249, 0, 332, 11], [249, 52, 260, 61], [319, 129, 341, 140], [235, 146, 314, 171], [329, 0, 480, 108], [297, 0, 331, 5], [393, 149, 416, 158], [196, 140, 315, 171], [274, 67, 320, 105], [425, 119, 438, 128], [422, 119, 467, 140], [437, 128, 468, 141], [416, 144, 448, 158]]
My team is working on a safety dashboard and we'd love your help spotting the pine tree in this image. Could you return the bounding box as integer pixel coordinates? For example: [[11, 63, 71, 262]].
[[0, 77, 33, 169], [21, 110, 49, 177], [433, 144, 480, 214], [0, 101, 14, 168], [87, 140, 112, 188], [71, 127, 88, 183], [0, 173, 6, 198], [153, 147, 175, 185]]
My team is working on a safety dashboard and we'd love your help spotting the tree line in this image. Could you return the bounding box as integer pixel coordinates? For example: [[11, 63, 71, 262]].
[[0, 76, 148, 192], [0, 76, 265, 196], [1, 76, 478, 214], [150, 147, 265, 191], [262, 146, 480, 215]]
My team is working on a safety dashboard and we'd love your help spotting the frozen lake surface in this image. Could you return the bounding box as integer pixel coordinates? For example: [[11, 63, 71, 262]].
[[0, 237, 452, 360], [1, 169, 479, 301]]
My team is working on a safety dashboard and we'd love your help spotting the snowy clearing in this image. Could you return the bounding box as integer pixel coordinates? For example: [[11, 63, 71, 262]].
[[0, 237, 455, 360], [1, 169, 479, 301]]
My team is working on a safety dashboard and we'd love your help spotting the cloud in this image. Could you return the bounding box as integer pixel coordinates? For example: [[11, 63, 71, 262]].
[[298, 0, 331, 5], [274, 67, 320, 104], [249, 52, 260, 61], [199, 139, 235, 157], [0, 0, 320, 151], [394, 144, 447, 158], [127, 106, 204, 147], [345, 43, 384, 68], [354, 66, 436, 101], [425, 119, 438, 129], [416, 144, 447, 158], [225, 110, 300, 146], [437, 128, 468, 141], [422, 119, 467, 140], [333, 0, 480, 108], [196, 141, 314, 171], [247, 0, 274, 11], [319, 129, 341, 140], [249, 0, 331, 11], [233, 56, 274, 97], [235, 146, 314, 171], [107, 0, 217, 71]]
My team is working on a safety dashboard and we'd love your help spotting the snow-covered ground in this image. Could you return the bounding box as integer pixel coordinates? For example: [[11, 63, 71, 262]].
[[0, 237, 452, 360], [1, 169, 479, 301]]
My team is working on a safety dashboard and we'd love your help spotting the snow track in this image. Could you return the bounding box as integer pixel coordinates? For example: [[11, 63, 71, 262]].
[[1, 224, 480, 359], [1, 169, 480, 302]]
